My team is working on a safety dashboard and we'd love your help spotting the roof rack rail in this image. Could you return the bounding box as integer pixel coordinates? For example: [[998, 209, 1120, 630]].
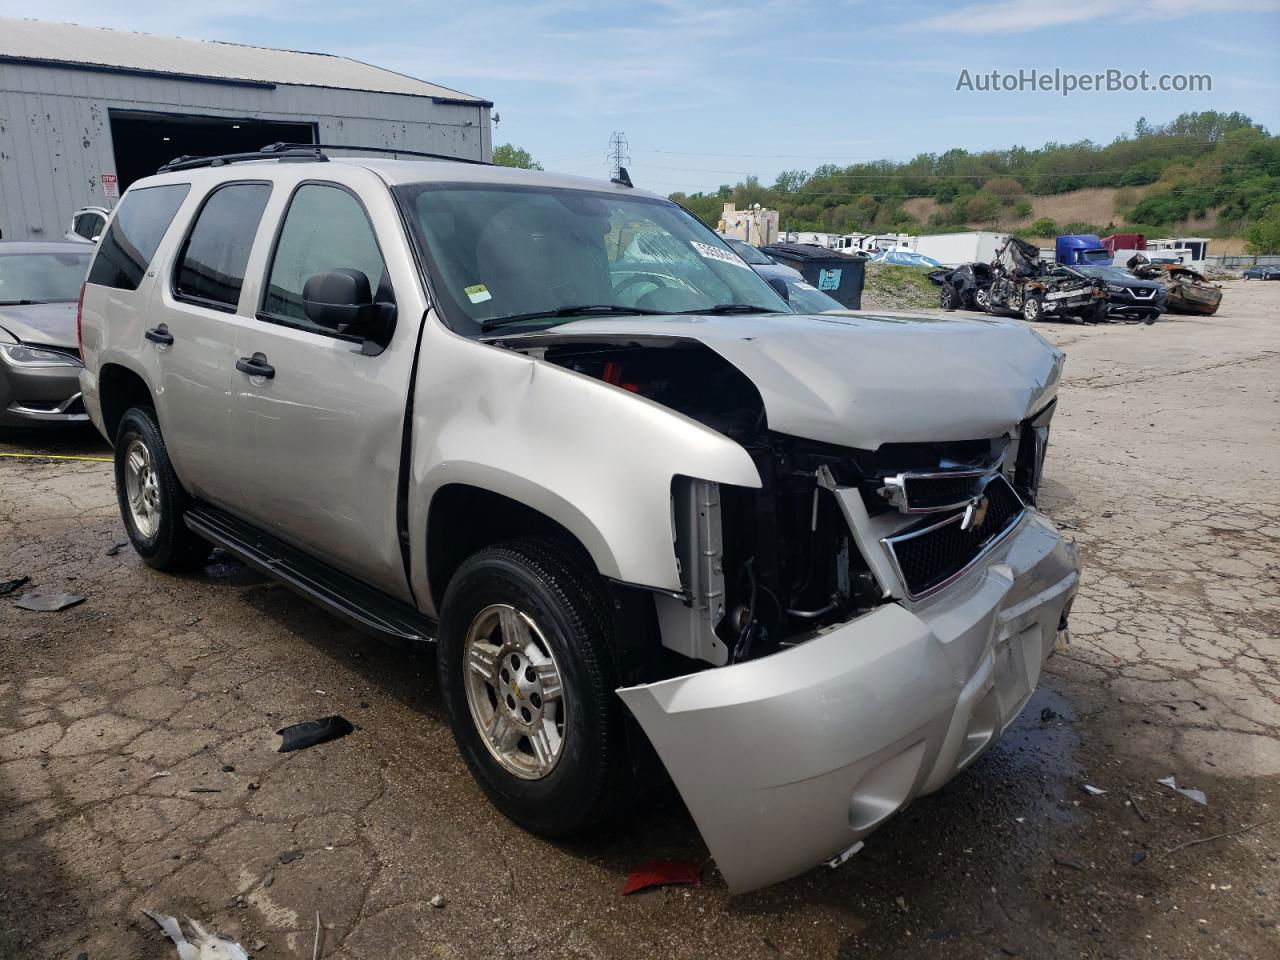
[[279, 143, 492, 165], [157, 141, 491, 174]]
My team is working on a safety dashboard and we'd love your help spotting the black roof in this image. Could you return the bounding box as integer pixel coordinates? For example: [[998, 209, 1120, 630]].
[[760, 243, 867, 262]]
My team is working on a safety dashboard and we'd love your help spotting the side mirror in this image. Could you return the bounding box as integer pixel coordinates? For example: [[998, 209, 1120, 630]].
[[302, 269, 392, 336], [766, 276, 790, 303]]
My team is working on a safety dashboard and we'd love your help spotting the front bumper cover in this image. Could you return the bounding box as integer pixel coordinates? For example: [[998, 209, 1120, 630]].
[[617, 509, 1079, 892], [0, 360, 87, 427]]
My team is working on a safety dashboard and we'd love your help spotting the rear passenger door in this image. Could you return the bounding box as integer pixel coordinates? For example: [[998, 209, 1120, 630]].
[[231, 180, 418, 601], [149, 181, 272, 508]]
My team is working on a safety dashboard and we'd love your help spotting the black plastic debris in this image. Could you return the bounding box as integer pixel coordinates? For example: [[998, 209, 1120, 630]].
[[14, 590, 85, 612], [105, 542, 128, 556], [279, 850, 304, 864], [0, 576, 30, 595], [277, 715, 354, 753]]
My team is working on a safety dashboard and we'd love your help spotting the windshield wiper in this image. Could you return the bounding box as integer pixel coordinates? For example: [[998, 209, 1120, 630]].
[[481, 304, 668, 331], [677, 303, 776, 315], [0, 299, 47, 306]]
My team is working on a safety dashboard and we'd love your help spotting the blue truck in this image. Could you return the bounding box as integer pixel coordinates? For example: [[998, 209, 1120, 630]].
[[1055, 234, 1112, 266]]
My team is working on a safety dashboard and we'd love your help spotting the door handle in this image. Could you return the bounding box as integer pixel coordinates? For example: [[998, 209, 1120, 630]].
[[235, 352, 275, 379], [144, 324, 174, 345]]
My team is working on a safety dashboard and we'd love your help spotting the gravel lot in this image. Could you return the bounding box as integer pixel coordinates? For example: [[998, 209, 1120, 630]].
[[2, 280, 1278, 960]]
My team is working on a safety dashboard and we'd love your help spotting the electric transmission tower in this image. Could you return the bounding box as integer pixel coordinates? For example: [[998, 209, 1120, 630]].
[[607, 131, 630, 180]]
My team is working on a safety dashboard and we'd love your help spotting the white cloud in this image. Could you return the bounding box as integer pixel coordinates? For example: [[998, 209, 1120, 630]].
[[918, 0, 1280, 34]]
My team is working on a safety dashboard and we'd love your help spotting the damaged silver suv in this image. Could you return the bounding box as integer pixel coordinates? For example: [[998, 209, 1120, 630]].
[[78, 145, 1079, 893]]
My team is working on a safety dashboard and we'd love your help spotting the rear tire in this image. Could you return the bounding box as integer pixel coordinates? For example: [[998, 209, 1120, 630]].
[[113, 406, 210, 570], [940, 285, 956, 311], [437, 538, 628, 838]]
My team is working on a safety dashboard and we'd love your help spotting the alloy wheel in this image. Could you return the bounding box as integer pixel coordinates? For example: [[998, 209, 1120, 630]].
[[123, 438, 161, 539], [463, 603, 568, 780]]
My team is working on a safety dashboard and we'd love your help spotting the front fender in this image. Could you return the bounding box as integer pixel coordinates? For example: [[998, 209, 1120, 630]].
[[406, 328, 762, 618]]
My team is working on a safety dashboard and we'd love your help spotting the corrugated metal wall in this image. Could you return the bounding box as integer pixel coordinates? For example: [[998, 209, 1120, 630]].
[[0, 62, 491, 241]]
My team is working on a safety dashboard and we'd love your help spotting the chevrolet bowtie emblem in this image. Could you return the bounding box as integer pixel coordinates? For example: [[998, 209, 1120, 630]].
[[961, 495, 990, 532]]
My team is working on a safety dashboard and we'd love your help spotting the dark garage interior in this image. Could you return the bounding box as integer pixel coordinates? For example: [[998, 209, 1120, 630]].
[[109, 109, 316, 189]]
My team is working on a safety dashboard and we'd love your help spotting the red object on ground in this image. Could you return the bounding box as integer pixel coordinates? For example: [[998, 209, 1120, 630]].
[[622, 860, 702, 895]]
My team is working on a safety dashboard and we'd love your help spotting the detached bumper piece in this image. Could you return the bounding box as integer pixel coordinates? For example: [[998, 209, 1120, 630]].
[[618, 510, 1078, 892]]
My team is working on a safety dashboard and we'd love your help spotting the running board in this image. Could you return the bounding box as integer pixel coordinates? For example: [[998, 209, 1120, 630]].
[[185, 505, 436, 644]]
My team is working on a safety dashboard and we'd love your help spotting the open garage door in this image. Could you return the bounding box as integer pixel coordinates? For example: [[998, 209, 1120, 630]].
[[109, 110, 316, 190]]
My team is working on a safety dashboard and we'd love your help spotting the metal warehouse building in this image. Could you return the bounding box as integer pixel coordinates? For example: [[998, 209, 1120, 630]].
[[0, 17, 492, 241]]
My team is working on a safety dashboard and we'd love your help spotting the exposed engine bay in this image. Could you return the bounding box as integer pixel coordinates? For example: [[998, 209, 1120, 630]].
[[518, 336, 1050, 668]]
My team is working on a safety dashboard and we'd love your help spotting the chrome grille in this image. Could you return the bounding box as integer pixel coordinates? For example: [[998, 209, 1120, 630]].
[[879, 467, 998, 514], [882, 475, 1025, 599]]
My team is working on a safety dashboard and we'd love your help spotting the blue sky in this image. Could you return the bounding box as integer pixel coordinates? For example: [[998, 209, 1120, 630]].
[[6, 1, 1280, 193]]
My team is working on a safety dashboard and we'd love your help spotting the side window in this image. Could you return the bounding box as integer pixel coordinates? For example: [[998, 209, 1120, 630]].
[[262, 184, 391, 329], [174, 182, 272, 310], [87, 184, 190, 291]]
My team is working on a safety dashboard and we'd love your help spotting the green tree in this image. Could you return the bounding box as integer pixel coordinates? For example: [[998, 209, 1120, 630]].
[[1244, 205, 1280, 254], [1029, 217, 1058, 236], [963, 192, 1001, 224], [492, 143, 543, 170], [984, 177, 1024, 206], [772, 169, 809, 194]]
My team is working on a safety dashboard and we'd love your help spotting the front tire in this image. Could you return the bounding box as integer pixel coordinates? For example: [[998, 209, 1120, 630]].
[[438, 538, 628, 838], [113, 406, 210, 570], [940, 284, 956, 311], [1022, 293, 1043, 322]]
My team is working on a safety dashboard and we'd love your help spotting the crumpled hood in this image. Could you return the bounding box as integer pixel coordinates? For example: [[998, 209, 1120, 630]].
[[504, 311, 1064, 450], [0, 301, 78, 349]]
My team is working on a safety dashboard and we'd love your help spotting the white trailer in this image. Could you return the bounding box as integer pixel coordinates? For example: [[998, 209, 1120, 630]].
[[914, 231, 1010, 268]]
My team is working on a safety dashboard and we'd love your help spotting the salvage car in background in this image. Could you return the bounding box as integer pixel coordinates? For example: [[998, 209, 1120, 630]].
[[1126, 255, 1223, 315], [79, 148, 1079, 893], [869, 249, 943, 269], [64, 205, 111, 243], [930, 262, 993, 311], [0, 241, 92, 428], [721, 237, 802, 281], [985, 237, 1106, 323], [1241, 264, 1280, 280], [1074, 264, 1165, 324]]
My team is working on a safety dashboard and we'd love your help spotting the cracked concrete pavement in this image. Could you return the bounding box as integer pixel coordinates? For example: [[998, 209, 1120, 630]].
[[1, 279, 1277, 959]]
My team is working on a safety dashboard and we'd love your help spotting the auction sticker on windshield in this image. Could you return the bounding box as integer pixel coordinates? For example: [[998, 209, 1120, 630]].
[[465, 283, 493, 304], [690, 241, 752, 269]]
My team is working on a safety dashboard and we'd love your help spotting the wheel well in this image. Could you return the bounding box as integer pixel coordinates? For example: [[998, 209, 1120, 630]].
[[426, 485, 597, 610], [98, 364, 154, 444]]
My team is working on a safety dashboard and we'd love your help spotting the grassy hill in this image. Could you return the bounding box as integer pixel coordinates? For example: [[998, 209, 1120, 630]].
[[672, 112, 1280, 252]]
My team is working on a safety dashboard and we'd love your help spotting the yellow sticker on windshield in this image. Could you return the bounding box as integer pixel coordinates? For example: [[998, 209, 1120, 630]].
[[465, 283, 492, 304]]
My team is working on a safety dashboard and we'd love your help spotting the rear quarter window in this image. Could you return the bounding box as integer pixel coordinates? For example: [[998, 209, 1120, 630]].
[[87, 183, 191, 291]]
